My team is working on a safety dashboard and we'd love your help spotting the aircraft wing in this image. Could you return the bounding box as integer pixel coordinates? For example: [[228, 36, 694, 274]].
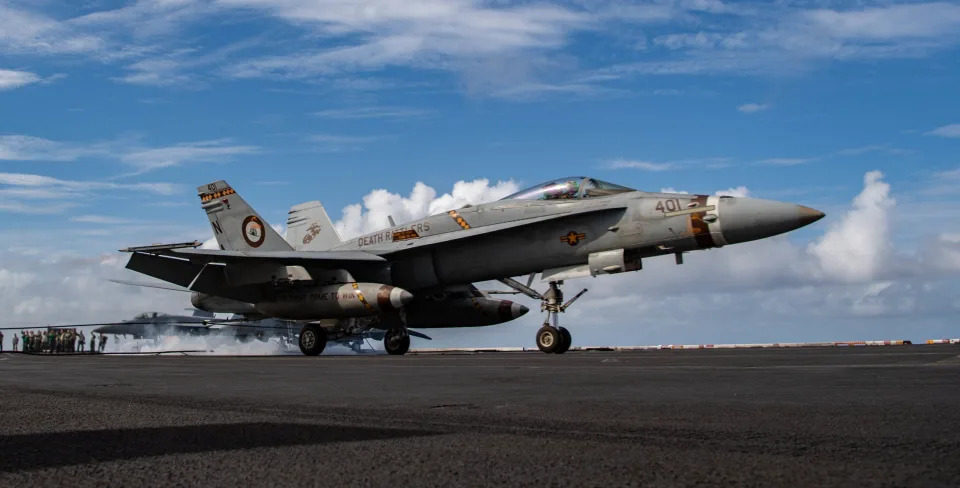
[[122, 246, 387, 270], [122, 247, 387, 266]]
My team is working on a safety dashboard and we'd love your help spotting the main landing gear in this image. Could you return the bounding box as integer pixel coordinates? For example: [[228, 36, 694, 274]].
[[298, 324, 328, 356], [499, 277, 588, 354]]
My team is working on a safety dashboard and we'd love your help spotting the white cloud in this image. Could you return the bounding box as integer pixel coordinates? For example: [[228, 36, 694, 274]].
[[304, 133, 386, 152], [0, 172, 176, 195], [71, 215, 140, 225], [116, 54, 197, 87], [934, 168, 960, 180], [312, 106, 434, 120], [220, 0, 589, 69], [0, 135, 95, 161], [0, 4, 106, 55], [0, 172, 177, 215], [808, 171, 894, 282], [804, 3, 960, 40], [714, 186, 750, 198], [119, 139, 260, 172], [0, 252, 186, 327], [334, 178, 519, 239], [608, 2, 960, 79], [215, 0, 597, 93], [0, 69, 41, 90], [0, 201, 76, 215], [607, 159, 674, 171], [922, 233, 960, 272], [926, 123, 960, 138], [737, 103, 769, 113], [759, 157, 814, 166], [0, 134, 259, 173]]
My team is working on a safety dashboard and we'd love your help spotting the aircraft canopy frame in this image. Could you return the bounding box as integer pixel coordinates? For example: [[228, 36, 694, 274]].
[[501, 177, 635, 202]]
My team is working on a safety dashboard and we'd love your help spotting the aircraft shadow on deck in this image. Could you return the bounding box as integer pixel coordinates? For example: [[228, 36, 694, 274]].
[[0, 422, 440, 473]]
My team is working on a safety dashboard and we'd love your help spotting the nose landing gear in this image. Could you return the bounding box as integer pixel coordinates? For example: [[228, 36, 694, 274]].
[[500, 277, 587, 354], [384, 328, 410, 355]]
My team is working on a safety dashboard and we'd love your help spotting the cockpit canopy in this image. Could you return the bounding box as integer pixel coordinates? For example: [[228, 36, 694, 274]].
[[501, 177, 635, 201]]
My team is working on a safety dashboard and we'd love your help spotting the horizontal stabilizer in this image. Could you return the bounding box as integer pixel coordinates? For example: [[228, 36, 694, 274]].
[[119, 241, 202, 253], [125, 252, 205, 288]]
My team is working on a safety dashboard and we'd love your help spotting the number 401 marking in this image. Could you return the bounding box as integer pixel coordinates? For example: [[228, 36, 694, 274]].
[[655, 199, 682, 213]]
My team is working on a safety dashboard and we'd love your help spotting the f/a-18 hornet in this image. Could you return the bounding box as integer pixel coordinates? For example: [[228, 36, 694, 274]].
[[121, 177, 824, 355]]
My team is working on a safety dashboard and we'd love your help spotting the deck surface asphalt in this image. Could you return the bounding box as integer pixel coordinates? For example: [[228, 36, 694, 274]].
[[1, 345, 958, 487]]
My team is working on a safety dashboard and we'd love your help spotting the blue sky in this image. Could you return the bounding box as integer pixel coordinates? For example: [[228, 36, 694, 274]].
[[2, 0, 959, 347]]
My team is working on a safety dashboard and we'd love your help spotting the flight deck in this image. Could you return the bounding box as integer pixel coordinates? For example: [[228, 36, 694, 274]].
[[0, 345, 958, 486]]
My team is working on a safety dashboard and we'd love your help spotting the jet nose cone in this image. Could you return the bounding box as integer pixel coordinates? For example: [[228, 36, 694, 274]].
[[389, 287, 415, 309], [718, 197, 825, 245], [512, 302, 530, 318], [797, 205, 826, 226]]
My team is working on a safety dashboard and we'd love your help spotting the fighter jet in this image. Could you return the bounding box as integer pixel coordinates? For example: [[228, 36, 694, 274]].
[[121, 176, 824, 355], [90, 311, 296, 343]]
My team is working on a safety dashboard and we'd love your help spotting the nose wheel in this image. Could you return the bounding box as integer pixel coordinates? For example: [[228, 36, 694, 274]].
[[384, 328, 410, 355], [536, 325, 571, 353], [499, 277, 587, 355]]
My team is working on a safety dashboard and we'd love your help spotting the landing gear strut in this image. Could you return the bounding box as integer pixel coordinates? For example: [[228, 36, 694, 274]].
[[298, 324, 327, 356], [383, 328, 410, 356], [499, 277, 587, 355]]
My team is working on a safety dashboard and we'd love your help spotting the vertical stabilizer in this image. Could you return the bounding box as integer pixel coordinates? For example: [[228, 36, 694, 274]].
[[198, 181, 292, 252], [286, 201, 342, 251]]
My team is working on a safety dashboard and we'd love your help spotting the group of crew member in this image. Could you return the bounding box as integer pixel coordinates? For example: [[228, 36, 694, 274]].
[[3, 328, 109, 354]]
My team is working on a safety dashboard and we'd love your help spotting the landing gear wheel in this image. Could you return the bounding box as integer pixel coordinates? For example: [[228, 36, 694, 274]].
[[554, 327, 572, 354], [536, 326, 560, 353], [384, 329, 410, 356], [298, 325, 327, 356]]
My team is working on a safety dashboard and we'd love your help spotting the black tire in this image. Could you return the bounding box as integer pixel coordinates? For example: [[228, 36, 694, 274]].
[[555, 327, 572, 354], [384, 329, 410, 356], [298, 325, 327, 356], [536, 326, 560, 353]]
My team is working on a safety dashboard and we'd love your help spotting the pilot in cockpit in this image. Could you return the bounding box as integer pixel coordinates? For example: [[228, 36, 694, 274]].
[[543, 180, 580, 200]]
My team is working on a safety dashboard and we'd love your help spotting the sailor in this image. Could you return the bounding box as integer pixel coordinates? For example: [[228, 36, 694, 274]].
[[0, 330, 4, 352], [100, 334, 108, 353], [12, 332, 18, 352], [78, 331, 85, 353]]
